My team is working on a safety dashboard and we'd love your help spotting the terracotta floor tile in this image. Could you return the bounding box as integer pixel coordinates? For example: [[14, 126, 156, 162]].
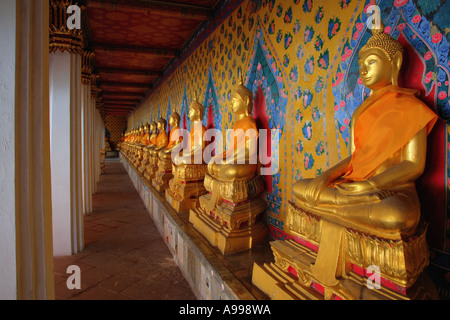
[[71, 286, 133, 300], [54, 158, 196, 300], [99, 273, 142, 293]]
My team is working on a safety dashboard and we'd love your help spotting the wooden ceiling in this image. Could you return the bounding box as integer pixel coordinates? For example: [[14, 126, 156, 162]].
[[84, 0, 225, 117]]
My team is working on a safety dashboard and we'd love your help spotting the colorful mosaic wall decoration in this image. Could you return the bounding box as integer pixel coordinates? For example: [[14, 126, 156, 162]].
[[128, 0, 450, 252], [104, 115, 127, 149]]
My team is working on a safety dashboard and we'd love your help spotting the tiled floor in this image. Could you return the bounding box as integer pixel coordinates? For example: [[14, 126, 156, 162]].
[[53, 158, 197, 300]]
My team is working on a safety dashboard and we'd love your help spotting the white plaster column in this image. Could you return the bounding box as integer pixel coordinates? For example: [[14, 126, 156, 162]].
[[49, 51, 84, 256], [82, 83, 93, 214], [81, 52, 97, 215], [0, 0, 55, 300]]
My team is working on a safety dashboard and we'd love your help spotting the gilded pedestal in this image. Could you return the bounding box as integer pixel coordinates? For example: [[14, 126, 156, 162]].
[[252, 201, 438, 300], [143, 148, 159, 183], [152, 155, 173, 193], [189, 173, 267, 255], [137, 146, 151, 176], [134, 145, 144, 169], [166, 164, 208, 213]]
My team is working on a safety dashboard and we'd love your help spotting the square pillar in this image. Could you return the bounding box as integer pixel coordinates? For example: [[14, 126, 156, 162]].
[[50, 51, 84, 256], [0, 0, 55, 300]]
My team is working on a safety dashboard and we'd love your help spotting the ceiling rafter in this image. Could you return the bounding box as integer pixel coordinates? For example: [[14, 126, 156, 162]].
[[103, 101, 138, 106], [97, 68, 163, 77], [101, 92, 144, 97], [93, 43, 180, 58], [102, 98, 141, 103], [87, 0, 214, 20], [100, 81, 152, 89]]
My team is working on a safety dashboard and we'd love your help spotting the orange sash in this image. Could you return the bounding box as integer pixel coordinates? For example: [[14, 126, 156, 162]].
[[223, 115, 258, 158], [344, 86, 438, 181], [167, 126, 182, 148], [156, 131, 169, 148]]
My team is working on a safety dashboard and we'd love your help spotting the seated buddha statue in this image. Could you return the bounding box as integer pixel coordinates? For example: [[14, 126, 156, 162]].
[[144, 118, 169, 182], [130, 128, 140, 163], [138, 122, 154, 175], [207, 80, 259, 182], [135, 123, 151, 169], [292, 25, 438, 240], [153, 112, 183, 192], [166, 99, 208, 213], [133, 125, 146, 168], [189, 78, 267, 255], [252, 23, 439, 300]]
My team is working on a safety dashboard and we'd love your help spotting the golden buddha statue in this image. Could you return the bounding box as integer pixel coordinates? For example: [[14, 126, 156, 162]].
[[133, 125, 146, 168], [135, 123, 152, 169], [252, 23, 439, 300], [153, 112, 183, 192], [189, 78, 267, 255], [144, 118, 169, 183], [138, 122, 153, 175], [141, 121, 158, 179], [166, 99, 208, 213], [129, 128, 139, 162]]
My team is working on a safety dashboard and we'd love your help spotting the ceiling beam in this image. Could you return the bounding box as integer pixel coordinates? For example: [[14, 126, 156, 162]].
[[97, 68, 163, 77], [87, 0, 214, 21], [100, 82, 151, 89], [103, 102, 137, 106], [102, 99, 140, 104], [101, 92, 144, 98], [103, 104, 137, 109], [93, 43, 179, 58]]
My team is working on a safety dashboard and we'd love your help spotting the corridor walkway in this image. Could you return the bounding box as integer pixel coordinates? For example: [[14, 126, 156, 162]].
[[53, 158, 197, 300]]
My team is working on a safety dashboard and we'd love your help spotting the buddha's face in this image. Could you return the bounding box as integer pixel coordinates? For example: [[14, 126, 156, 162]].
[[189, 108, 202, 121], [157, 121, 164, 131], [150, 124, 157, 132], [359, 49, 393, 90], [169, 116, 176, 127], [231, 93, 248, 115], [189, 108, 196, 120]]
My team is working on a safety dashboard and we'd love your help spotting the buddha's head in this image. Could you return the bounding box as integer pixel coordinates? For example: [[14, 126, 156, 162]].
[[157, 118, 167, 132], [139, 126, 143, 134], [169, 112, 181, 128], [359, 21, 403, 90], [150, 121, 157, 133], [189, 98, 204, 121], [231, 77, 253, 116], [144, 123, 150, 133]]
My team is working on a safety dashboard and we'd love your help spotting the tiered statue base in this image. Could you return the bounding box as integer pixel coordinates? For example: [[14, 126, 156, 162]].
[[143, 151, 159, 182], [252, 201, 438, 300], [137, 154, 150, 175], [165, 164, 208, 213], [189, 173, 267, 255], [133, 145, 144, 168], [152, 156, 173, 193]]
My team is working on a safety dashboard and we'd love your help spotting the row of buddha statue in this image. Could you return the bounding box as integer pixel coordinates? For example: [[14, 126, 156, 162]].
[[121, 78, 268, 257], [120, 23, 439, 300]]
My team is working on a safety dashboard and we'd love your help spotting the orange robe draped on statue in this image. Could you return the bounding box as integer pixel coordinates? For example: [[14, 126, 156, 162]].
[[344, 85, 438, 181], [156, 130, 169, 148]]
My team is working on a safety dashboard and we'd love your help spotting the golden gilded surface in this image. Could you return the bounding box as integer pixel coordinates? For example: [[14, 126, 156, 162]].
[[252, 22, 438, 300], [153, 112, 182, 192], [166, 100, 208, 213], [143, 118, 169, 182], [188, 79, 267, 255]]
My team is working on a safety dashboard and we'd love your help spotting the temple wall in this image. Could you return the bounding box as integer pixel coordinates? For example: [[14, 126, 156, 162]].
[[104, 115, 127, 150], [128, 0, 450, 251]]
